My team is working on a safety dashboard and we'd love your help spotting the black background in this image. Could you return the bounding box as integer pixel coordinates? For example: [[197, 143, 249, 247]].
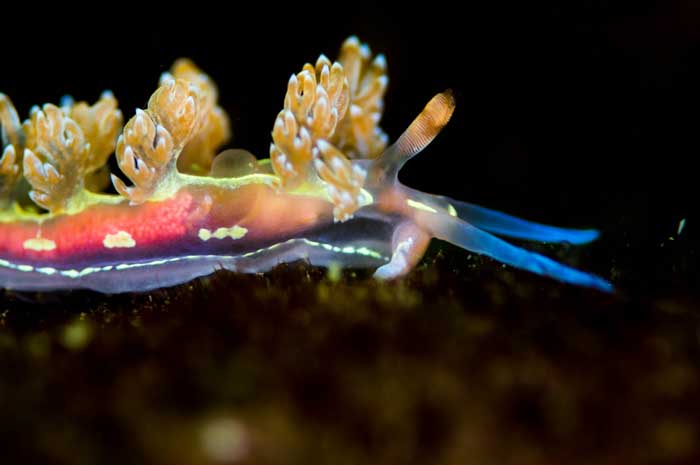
[[3, 2, 698, 294]]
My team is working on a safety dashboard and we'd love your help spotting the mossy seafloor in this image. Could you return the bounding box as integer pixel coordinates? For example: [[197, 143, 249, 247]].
[[0, 238, 698, 465]]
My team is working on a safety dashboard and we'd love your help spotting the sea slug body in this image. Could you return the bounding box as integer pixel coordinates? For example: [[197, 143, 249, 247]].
[[0, 37, 612, 293]]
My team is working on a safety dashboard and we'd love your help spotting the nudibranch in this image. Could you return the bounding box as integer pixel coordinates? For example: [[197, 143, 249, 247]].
[[0, 37, 612, 293]]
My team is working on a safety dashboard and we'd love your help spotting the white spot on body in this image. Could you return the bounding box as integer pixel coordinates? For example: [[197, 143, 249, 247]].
[[198, 225, 248, 241], [103, 231, 136, 248], [23, 237, 57, 251]]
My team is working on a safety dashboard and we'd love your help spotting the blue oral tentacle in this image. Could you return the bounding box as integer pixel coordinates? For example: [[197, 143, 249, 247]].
[[444, 198, 599, 244], [417, 210, 612, 292]]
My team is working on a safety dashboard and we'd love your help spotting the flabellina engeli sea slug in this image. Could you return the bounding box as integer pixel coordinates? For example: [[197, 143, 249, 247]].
[[0, 37, 612, 293]]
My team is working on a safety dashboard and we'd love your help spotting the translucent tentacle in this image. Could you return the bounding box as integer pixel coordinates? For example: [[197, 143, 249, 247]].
[[426, 195, 599, 244], [413, 210, 612, 292], [449, 198, 598, 244]]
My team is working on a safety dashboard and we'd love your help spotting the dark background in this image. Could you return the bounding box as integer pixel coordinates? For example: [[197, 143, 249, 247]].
[[4, 2, 698, 295]]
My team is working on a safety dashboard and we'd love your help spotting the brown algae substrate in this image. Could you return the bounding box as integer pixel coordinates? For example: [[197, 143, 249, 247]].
[[0, 240, 699, 465]]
